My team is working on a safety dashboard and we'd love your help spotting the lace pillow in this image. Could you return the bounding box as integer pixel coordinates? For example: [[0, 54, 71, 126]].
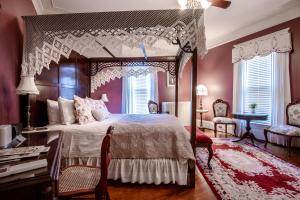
[[86, 98, 111, 114], [58, 97, 76, 125], [74, 95, 95, 125], [47, 99, 61, 125], [92, 108, 110, 121]]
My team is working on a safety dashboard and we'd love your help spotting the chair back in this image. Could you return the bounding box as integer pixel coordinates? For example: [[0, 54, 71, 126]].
[[148, 100, 159, 114], [286, 100, 300, 128], [95, 126, 113, 200], [213, 99, 229, 117]]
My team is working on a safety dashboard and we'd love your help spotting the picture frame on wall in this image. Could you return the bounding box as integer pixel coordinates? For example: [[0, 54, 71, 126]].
[[166, 73, 175, 87]]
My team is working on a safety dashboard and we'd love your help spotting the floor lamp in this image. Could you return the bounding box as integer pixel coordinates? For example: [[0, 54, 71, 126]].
[[16, 76, 39, 131]]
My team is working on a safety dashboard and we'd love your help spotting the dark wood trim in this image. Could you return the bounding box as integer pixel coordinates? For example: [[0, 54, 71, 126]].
[[89, 56, 177, 62], [175, 57, 179, 117], [189, 49, 197, 188]]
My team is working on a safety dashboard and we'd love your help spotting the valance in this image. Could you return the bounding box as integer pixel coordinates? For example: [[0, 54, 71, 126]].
[[90, 60, 175, 92], [232, 28, 292, 63], [20, 9, 206, 76]]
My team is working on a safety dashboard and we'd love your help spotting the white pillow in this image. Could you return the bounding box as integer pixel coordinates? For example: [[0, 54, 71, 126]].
[[47, 99, 61, 125], [92, 108, 110, 121], [58, 97, 76, 125]]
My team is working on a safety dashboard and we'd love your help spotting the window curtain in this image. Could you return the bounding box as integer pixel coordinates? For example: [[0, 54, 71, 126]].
[[122, 75, 134, 114], [122, 70, 158, 114], [232, 60, 246, 136], [271, 52, 291, 125]]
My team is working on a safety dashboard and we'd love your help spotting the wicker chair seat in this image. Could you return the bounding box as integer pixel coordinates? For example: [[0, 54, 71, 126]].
[[59, 166, 101, 195]]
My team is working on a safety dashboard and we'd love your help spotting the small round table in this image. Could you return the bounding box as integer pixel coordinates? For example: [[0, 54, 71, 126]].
[[232, 113, 268, 146], [196, 109, 209, 131]]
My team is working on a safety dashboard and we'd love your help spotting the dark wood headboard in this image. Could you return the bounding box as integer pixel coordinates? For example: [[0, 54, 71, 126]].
[[26, 51, 90, 127]]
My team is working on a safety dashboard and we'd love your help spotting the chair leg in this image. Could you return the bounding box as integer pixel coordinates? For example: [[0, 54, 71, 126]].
[[207, 144, 213, 169], [287, 136, 292, 157], [233, 124, 237, 137], [214, 123, 217, 137], [264, 130, 269, 148], [225, 124, 228, 138]]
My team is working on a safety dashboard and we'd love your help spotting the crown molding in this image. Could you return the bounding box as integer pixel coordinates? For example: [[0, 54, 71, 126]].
[[207, 4, 300, 49]]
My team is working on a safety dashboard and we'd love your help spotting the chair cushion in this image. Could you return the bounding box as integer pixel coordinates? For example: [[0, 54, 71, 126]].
[[184, 126, 213, 144], [266, 125, 300, 136], [59, 166, 101, 195], [212, 117, 235, 124], [196, 132, 213, 144]]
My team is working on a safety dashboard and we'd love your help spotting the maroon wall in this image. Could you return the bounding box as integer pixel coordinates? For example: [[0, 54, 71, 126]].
[[0, 0, 36, 124], [91, 78, 123, 113], [196, 17, 300, 121]]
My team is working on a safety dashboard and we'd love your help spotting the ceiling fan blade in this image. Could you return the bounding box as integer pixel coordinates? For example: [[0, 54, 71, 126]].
[[209, 0, 231, 9]]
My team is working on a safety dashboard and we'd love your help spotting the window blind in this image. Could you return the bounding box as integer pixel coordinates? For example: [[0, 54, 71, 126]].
[[244, 54, 273, 125], [130, 74, 152, 114]]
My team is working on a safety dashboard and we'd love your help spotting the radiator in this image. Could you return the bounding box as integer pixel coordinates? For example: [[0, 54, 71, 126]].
[[162, 101, 191, 126]]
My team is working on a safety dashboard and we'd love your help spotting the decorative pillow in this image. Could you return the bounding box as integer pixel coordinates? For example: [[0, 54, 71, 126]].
[[47, 99, 61, 125], [92, 108, 110, 121], [74, 95, 95, 125], [86, 98, 111, 114], [58, 97, 76, 125]]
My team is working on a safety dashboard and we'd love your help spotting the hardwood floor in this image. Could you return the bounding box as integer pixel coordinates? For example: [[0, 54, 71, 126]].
[[78, 129, 300, 200]]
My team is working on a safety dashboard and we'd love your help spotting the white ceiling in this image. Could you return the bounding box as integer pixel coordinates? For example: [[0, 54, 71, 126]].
[[32, 0, 300, 49]]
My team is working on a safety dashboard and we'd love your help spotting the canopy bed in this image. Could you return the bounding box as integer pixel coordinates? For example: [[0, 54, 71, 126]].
[[17, 9, 207, 187]]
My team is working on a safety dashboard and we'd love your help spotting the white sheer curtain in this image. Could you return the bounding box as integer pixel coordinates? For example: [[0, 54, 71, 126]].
[[122, 70, 158, 114], [271, 52, 291, 125], [232, 60, 246, 136]]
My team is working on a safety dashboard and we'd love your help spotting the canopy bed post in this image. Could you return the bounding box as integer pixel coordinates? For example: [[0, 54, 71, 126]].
[[189, 49, 198, 188], [175, 58, 179, 117]]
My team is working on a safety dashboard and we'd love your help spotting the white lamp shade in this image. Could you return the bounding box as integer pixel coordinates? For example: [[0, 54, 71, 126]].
[[196, 84, 208, 96], [101, 94, 109, 102], [16, 76, 39, 95]]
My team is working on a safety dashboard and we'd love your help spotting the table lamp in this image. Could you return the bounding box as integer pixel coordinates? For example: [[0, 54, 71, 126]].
[[197, 84, 208, 110], [101, 94, 109, 102], [16, 76, 39, 131]]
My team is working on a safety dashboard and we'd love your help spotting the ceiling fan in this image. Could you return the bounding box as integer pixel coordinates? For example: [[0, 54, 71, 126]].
[[178, 0, 231, 9]]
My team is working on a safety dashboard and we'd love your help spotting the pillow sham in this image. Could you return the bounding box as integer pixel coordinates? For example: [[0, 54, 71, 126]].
[[92, 108, 110, 122], [74, 95, 95, 125], [86, 98, 111, 114], [58, 97, 76, 125], [47, 99, 61, 125]]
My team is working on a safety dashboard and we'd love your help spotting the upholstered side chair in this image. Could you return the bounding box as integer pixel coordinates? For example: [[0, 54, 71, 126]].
[[212, 99, 237, 137], [264, 100, 300, 156], [55, 126, 113, 200], [148, 100, 159, 114]]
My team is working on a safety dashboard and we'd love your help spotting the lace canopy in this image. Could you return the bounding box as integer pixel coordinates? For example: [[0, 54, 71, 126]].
[[21, 9, 207, 79]]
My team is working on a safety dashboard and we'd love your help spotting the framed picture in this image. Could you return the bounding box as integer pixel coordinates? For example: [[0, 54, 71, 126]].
[[166, 73, 175, 87]]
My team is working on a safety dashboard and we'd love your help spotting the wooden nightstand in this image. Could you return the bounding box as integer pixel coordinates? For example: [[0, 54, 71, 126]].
[[0, 130, 62, 200]]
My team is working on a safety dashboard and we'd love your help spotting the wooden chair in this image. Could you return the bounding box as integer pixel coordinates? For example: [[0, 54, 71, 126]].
[[264, 100, 300, 156], [148, 100, 159, 114], [212, 99, 236, 137], [55, 126, 113, 200]]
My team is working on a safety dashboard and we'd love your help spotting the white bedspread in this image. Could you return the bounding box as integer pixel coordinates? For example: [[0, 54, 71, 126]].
[[47, 114, 194, 161]]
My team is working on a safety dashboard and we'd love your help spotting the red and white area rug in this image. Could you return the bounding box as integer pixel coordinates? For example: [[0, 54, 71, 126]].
[[196, 139, 300, 200]]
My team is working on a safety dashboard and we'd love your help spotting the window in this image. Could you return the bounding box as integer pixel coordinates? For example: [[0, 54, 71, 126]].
[[243, 54, 273, 124], [129, 74, 152, 114]]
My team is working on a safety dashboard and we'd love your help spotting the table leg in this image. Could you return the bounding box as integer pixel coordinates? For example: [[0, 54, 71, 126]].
[[233, 119, 257, 146]]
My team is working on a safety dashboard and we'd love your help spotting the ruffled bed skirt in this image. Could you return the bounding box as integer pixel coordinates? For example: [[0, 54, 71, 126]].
[[63, 157, 189, 185]]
